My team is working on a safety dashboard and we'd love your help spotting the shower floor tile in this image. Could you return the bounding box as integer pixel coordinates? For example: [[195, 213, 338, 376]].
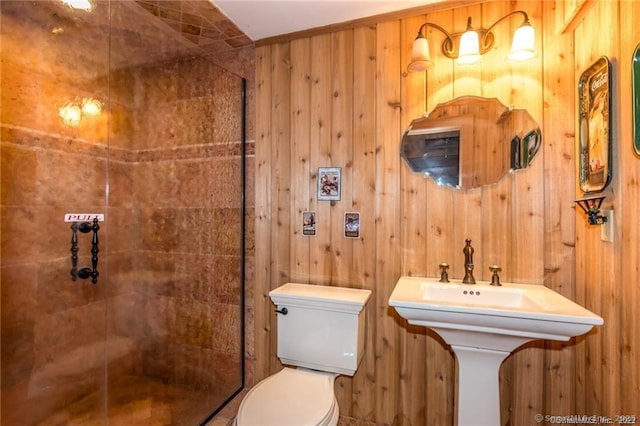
[[38, 374, 225, 426]]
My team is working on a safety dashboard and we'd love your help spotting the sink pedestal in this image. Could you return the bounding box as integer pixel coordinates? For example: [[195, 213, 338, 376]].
[[389, 276, 604, 426], [453, 345, 510, 426], [437, 328, 533, 426]]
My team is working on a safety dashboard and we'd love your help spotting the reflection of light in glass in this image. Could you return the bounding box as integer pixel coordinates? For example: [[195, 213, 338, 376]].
[[59, 102, 82, 127], [82, 98, 102, 116], [59, 97, 102, 127], [60, 0, 93, 10]]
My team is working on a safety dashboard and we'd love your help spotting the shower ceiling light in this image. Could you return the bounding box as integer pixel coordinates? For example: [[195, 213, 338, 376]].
[[59, 97, 102, 127], [60, 0, 93, 11], [59, 102, 82, 127], [82, 98, 102, 116]]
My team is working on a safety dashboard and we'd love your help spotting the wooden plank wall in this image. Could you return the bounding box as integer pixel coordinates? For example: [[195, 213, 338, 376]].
[[541, 0, 578, 419], [573, 0, 640, 417], [618, 0, 640, 416], [253, 0, 640, 424]]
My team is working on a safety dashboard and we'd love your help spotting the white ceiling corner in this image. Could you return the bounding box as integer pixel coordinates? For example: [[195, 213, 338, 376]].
[[213, 0, 439, 40]]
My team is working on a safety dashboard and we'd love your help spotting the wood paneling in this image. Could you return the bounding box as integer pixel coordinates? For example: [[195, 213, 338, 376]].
[[573, 0, 616, 416], [541, 0, 578, 418], [373, 20, 403, 425], [350, 25, 377, 421], [619, 0, 640, 414], [253, 0, 640, 424]]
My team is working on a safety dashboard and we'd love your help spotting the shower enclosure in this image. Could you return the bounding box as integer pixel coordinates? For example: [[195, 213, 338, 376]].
[[1, 1, 246, 424]]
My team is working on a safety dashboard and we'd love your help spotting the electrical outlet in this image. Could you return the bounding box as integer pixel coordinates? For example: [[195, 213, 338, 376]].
[[601, 209, 614, 242]]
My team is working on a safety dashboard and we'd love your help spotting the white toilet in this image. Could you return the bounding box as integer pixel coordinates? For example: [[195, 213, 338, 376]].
[[235, 283, 372, 426]]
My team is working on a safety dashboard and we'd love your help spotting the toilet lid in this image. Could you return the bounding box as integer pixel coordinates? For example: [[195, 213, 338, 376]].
[[236, 368, 337, 426]]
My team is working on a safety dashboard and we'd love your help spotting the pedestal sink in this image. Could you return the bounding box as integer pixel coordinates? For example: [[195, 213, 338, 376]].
[[389, 276, 603, 426]]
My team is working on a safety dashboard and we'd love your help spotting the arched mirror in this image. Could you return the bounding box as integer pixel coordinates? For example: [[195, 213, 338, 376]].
[[401, 96, 541, 189]]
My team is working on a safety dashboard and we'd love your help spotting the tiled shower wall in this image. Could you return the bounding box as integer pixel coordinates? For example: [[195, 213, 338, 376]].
[[1, 4, 111, 420], [1, 1, 254, 422], [107, 56, 250, 392]]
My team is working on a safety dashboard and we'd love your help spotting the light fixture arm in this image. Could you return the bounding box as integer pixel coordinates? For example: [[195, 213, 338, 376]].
[[415, 18, 492, 59], [480, 10, 530, 52], [415, 22, 456, 57]]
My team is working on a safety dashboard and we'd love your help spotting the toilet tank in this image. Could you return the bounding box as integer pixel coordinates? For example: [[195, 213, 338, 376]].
[[269, 283, 372, 376]]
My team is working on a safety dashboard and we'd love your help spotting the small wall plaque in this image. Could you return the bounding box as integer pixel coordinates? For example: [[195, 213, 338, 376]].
[[302, 211, 316, 236], [344, 212, 360, 238]]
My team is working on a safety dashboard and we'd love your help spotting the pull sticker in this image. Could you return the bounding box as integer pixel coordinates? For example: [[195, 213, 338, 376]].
[[64, 213, 105, 222]]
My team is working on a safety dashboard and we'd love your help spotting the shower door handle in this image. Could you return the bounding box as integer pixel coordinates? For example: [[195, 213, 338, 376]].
[[70, 218, 100, 284], [70, 222, 79, 281]]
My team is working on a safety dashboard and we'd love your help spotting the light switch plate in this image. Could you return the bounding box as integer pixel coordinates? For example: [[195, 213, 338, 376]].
[[601, 209, 614, 242]]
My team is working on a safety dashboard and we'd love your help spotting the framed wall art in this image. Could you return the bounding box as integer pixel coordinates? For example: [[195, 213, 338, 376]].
[[578, 56, 612, 193], [302, 211, 316, 236], [317, 167, 341, 201], [633, 43, 640, 155], [344, 212, 360, 238]]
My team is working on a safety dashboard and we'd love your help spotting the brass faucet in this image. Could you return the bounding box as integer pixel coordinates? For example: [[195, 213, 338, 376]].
[[489, 265, 502, 286], [439, 262, 450, 283], [462, 239, 476, 284]]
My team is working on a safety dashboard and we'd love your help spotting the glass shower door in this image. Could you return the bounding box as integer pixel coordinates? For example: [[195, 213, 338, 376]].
[[105, 1, 246, 423], [1, 1, 245, 424], [1, 1, 111, 424]]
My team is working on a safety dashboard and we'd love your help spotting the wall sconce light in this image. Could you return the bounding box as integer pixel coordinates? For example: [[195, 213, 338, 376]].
[[408, 10, 535, 72], [575, 195, 608, 225]]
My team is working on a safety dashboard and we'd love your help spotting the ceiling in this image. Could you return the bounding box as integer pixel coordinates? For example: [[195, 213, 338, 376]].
[[212, 0, 446, 41], [1, 0, 460, 77]]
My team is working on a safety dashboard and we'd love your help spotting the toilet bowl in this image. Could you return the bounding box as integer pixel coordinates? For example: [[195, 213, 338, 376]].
[[235, 368, 339, 426], [234, 283, 371, 426]]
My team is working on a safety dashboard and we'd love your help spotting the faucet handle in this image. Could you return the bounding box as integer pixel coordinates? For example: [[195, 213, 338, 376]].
[[439, 262, 450, 283], [489, 265, 502, 286]]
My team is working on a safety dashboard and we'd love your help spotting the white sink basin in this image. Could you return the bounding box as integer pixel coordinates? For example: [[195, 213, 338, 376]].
[[389, 276, 603, 426], [389, 276, 603, 351]]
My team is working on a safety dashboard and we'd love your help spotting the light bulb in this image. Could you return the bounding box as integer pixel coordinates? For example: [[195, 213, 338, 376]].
[[59, 102, 82, 127], [82, 98, 102, 116], [408, 34, 432, 72], [457, 29, 480, 65], [509, 22, 535, 61]]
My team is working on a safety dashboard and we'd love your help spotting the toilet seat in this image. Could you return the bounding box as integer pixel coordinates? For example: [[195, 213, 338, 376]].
[[235, 367, 339, 426]]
